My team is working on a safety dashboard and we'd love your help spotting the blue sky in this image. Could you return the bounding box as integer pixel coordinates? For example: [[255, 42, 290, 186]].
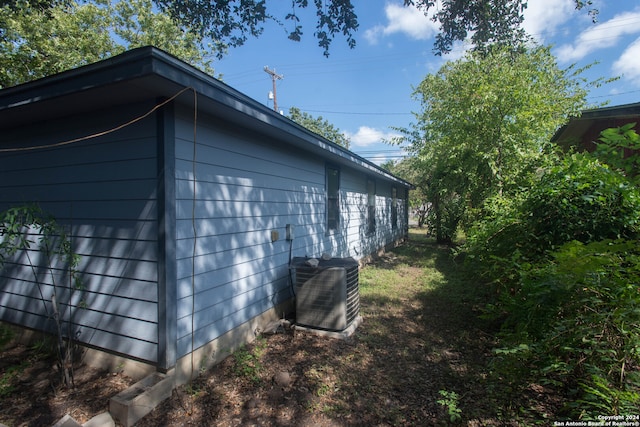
[[216, 0, 640, 165]]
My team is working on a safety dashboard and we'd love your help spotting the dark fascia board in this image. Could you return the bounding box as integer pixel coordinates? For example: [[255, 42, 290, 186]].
[[0, 46, 413, 190], [580, 102, 640, 119], [0, 52, 152, 110], [552, 102, 640, 142]]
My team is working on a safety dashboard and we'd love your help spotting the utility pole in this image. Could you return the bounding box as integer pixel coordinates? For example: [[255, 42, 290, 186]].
[[264, 66, 283, 113]]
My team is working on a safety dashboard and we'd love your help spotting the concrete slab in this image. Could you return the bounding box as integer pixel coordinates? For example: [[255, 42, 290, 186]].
[[109, 373, 174, 427], [294, 315, 362, 340]]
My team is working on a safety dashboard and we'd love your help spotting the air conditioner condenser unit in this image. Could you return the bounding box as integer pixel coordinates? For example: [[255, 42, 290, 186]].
[[291, 257, 360, 332]]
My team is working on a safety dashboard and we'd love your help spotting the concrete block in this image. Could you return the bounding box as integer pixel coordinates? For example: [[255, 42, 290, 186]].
[[109, 373, 174, 427], [83, 412, 115, 427], [52, 414, 82, 427]]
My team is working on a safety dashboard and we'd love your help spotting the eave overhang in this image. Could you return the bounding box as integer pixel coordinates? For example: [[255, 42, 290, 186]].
[[0, 46, 413, 190], [552, 102, 640, 145]]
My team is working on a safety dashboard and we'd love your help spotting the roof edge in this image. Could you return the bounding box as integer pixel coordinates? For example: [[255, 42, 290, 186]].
[[0, 46, 414, 189]]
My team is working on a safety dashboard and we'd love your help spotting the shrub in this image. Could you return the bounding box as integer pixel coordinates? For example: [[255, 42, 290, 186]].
[[0, 204, 82, 388], [463, 151, 640, 417], [522, 154, 639, 252], [501, 239, 640, 416], [593, 122, 640, 185], [463, 153, 640, 290]]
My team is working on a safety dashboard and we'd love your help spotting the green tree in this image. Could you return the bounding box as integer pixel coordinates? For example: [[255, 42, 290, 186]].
[[155, 0, 358, 58], [288, 106, 350, 149], [0, 0, 359, 58], [0, 0, 215, 88], [0, 204, 83, 388], [405, 0, 600, 55], [0, 0, 112, 87], [399, 45, 591, 242], [111, 0, 216, 72], [1, 0, 601, 57]]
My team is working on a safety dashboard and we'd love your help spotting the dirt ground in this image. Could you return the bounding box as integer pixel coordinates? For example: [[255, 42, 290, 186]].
[[0, 233, 551, 426], [0, 342, 135, 425]]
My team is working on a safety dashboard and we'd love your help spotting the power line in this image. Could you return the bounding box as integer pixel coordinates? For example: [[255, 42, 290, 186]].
[[358, 149, 408, 154], [587, 88, 640, 101], [222, 16, 640, 85], [287, 107, 413, 116]]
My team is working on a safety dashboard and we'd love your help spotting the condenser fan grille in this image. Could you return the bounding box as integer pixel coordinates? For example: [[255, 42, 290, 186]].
[[291, 257, 360, 332]]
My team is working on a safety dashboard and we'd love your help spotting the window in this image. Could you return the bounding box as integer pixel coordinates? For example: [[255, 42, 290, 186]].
[[326, 165, 340, 231], [391, 187, 398, 229], [367, 178, 376, 234]]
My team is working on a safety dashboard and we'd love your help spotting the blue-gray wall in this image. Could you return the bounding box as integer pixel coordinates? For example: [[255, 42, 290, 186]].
[[0, 97, 408, 368], [0, 102, 161, 363], [172, 105, 407, 359]]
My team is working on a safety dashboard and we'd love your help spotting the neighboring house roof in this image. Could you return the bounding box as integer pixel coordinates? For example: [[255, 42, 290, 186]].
[[552, 102, 640, 152], [0, 46, 412, 189]]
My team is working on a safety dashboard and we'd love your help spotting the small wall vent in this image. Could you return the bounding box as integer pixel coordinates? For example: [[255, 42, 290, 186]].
[[291, 257, 359, 332]]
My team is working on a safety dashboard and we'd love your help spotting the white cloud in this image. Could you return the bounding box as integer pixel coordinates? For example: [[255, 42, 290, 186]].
[[556, 9, 640, 62], [522, 0, 575, 43], [613, 36, 640, 86], [443, 39, 474, 61], [366, 0, 576, 46], [364, 3, 438, 44], [345, 126, 400, 147]]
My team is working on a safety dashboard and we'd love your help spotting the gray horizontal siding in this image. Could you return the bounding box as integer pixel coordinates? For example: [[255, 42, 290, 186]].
[[0, 103, 161, 363], [340, 168, 408, 258], [174, 108, 325, 357], [173, 106, 408, 358]]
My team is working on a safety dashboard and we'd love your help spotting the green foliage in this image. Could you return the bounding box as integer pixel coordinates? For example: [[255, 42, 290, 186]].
[[288, 107, 350, 149], [427, 181, 465, 244], [0, 324, 14, 349], [593, 122, 640, 185], [464, 154, 640, 287], [577, 375, 640, 417], [411, 44, 588, 195], [405, 0, 599, 55], [0, 337, 55, 397], [398, 44, 589, 242], [155, 0, 358, 57], [0, 361, 26, 397], [233, 337, 267, 384], [0, 204, 80, 273], [506, 240, 640, 416], [0, 204, 83, 388], [0, 0, 215, 88], [111, 0, 216, 72], [2, 0, 602, 58], [523, 155, 639, 248], [0, 0, 113, 87], [0, 0, 359, 58], [382, 157, 431, 228], [462, 142, 640, 417], [437, 390, 463, 423]]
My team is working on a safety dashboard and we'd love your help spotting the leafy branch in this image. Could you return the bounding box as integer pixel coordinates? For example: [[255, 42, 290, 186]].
[[0, 204, 83, 388]]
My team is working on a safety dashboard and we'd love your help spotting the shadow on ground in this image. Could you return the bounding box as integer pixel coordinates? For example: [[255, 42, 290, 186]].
[[137, 229, 513, 427]]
